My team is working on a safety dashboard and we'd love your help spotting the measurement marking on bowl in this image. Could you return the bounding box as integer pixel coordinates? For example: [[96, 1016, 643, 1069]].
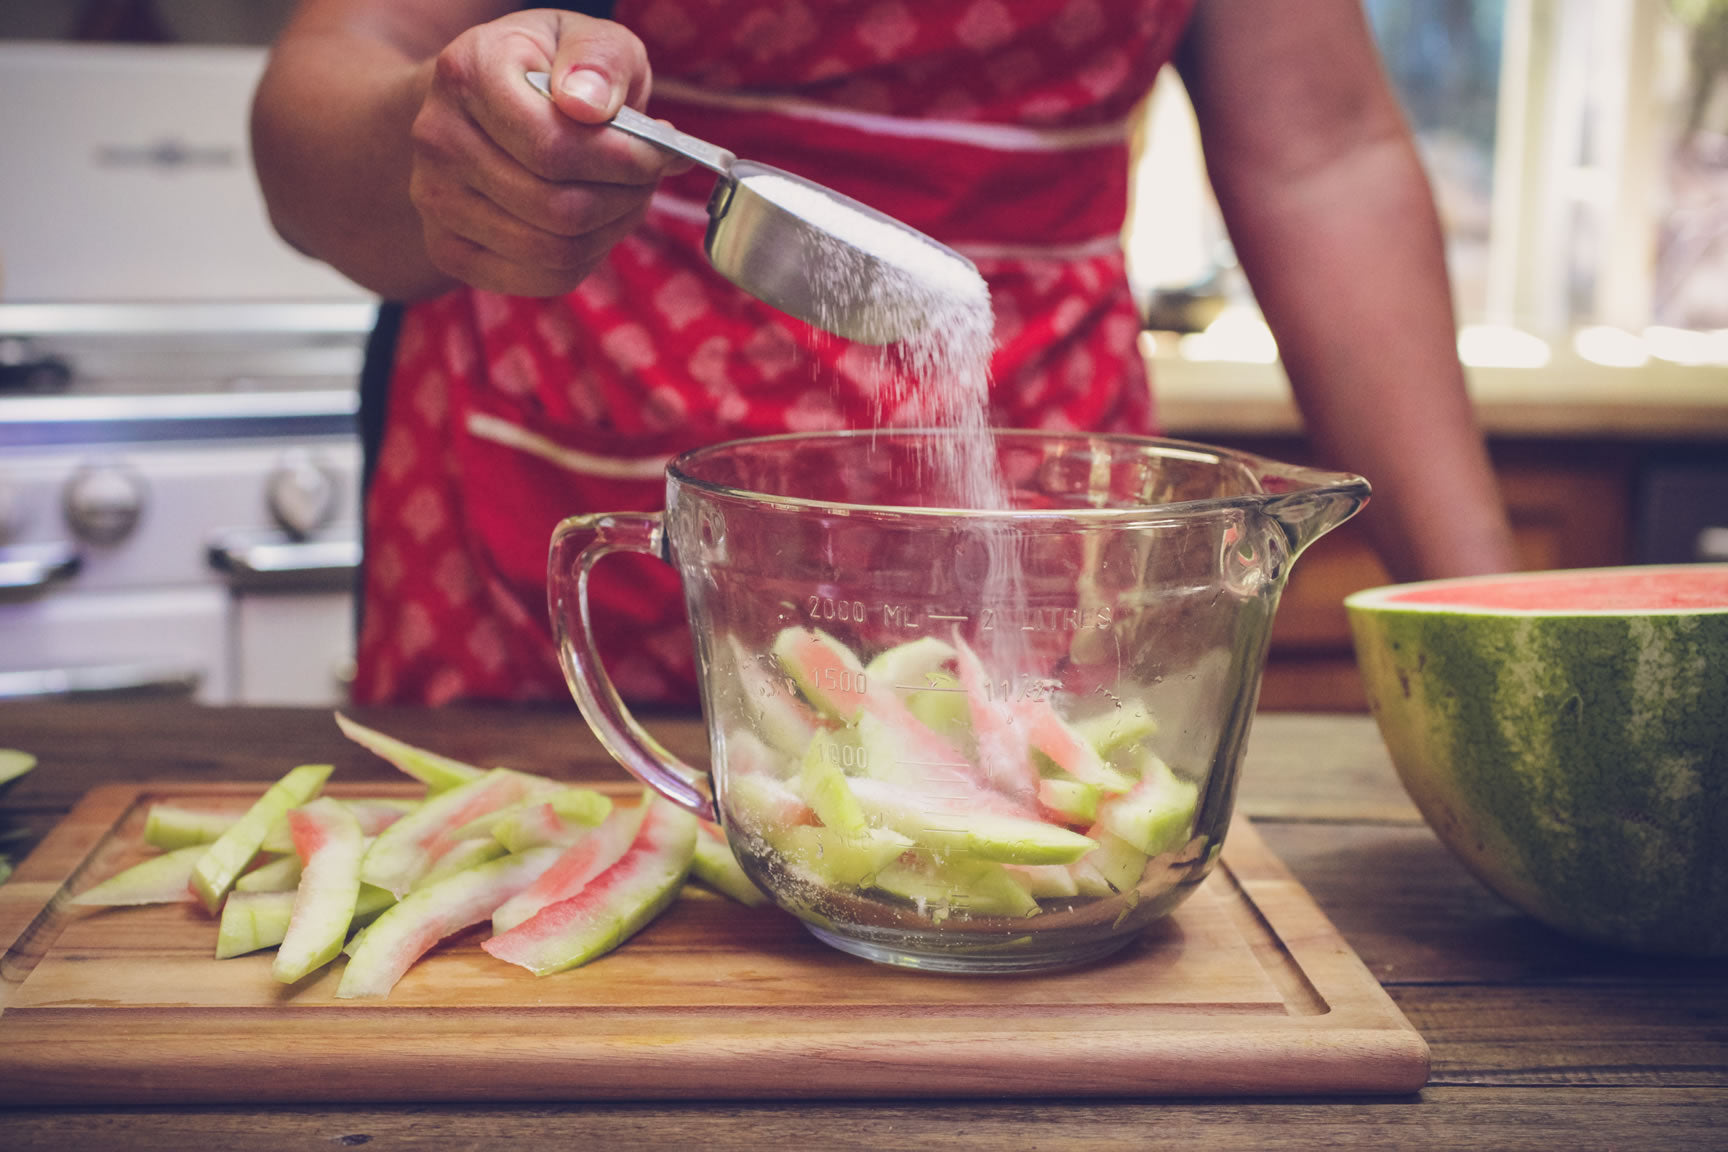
[[807, 596, 868, 623], [916, 818, 969, 836], [894, 756, 975, 770]]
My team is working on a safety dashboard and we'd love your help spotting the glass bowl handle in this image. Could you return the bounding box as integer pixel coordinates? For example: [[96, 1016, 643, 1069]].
[[548, 512, 717, 821]]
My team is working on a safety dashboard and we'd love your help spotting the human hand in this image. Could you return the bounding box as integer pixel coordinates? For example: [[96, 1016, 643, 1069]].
[[406, 9, 689, 297]]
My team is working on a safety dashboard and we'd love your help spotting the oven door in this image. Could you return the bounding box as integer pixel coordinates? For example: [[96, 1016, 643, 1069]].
[[0, 427, 362, 706], [0, 586, 226, 701], [210, 531, 361, 705]]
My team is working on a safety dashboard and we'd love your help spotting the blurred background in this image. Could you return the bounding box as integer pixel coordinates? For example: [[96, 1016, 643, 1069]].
[[1, 0, 1725, 710]]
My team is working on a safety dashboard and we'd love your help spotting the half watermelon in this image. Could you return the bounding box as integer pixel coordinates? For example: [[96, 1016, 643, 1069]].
[[1346, 564, 1728, 956]]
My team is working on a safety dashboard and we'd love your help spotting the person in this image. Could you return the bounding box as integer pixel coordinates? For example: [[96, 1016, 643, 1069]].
[[251, 0, 1520, 709]]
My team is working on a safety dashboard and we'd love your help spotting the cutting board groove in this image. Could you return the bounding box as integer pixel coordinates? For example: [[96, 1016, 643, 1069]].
[[0, 781, 1428, 1103]]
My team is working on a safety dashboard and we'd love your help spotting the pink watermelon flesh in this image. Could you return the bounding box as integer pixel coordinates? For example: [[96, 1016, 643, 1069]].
[[490, 805, 645, 934], [274, 799, 364, 985], [1382, 566, 1728, 612], [335, 845, 561, 998], [482, 800, 695, 975], [950, 631, 1040, 805], [778, 629, 868, 720]]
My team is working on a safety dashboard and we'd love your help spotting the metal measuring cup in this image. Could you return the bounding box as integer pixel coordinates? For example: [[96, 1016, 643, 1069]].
[[526, 71, 974, 345]]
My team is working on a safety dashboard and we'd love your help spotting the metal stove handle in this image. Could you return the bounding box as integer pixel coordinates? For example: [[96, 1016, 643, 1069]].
[[0, 662, 202, 701], [0, 542, 80, 600], [207, 535, 360, 593]]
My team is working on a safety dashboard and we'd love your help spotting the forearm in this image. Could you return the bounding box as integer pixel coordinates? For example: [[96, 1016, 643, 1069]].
[[254, 2, 669, 302], [253, 34, 449, 300], [253, 1, 522, 300], [1221, 136, 1518, 582], [1175, 0, 1518, 583]]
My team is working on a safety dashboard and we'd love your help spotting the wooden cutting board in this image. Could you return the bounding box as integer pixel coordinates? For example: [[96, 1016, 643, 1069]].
[[0, 781, 1429, 1104]]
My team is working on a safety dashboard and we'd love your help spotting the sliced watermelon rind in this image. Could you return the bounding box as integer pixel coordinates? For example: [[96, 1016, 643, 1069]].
[[359, 767, 549, 898], [691, 820, 771, 906], [71, 843, 208, 906], [189, 762, 334, 914], [336, 844, 563, 999], [334, 712, 486, 792], [143, 804, 237, 851], [272, 797, 365, 985], [720, 625, 1223, 932], [481, 800, 698, 976]]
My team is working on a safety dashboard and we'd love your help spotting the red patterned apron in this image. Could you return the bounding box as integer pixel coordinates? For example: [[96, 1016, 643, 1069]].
[[353, 0, 1197, 707]]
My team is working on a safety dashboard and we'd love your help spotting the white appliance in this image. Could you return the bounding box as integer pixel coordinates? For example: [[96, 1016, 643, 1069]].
[[0, 41, 362, 305], [0, 42, 378, 705]]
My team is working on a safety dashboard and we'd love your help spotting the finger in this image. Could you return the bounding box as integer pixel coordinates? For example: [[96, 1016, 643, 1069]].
[[413, 98, 661, 231], [413, 82, 671, 234], [424, 210, 646, 299], [543, 19, 653, 123], [417, 174, 651, 272], [423, 230, 577, 297], [486, 165, 661, 245], [418, 184, 652, 296], [427, 29, 673, 187]]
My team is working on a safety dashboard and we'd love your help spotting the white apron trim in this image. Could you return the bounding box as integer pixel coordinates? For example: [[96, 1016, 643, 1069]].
[[651, 78, 1132, 152], [465, 411, 673, 481]]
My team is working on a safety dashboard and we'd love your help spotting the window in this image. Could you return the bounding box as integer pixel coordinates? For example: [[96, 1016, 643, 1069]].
[[1127, 0, 1728, 366]]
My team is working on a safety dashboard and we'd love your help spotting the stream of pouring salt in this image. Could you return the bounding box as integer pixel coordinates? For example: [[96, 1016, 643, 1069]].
[[743, 172, 1005, 509], [746, 173, 1030, 668]]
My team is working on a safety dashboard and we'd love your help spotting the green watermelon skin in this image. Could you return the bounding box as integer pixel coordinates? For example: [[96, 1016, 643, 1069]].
[[1348, 577, 1728, 956]]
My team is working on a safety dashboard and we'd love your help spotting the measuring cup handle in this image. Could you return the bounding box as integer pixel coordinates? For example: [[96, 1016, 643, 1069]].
[[548, 513, 718, 822], [609, 106, 736, 175], [523, 72, 734, 176]]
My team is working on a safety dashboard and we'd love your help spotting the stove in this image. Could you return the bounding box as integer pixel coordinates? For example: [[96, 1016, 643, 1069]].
[[0, 43, 377, 705]]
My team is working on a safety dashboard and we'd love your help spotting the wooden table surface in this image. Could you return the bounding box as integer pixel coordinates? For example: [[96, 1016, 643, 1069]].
[[0, 701, 1723, 1150]]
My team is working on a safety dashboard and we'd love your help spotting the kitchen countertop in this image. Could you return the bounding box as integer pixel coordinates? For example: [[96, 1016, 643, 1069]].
[[0, 701, 1722, 1150], [1148, 343, 1728, 442]]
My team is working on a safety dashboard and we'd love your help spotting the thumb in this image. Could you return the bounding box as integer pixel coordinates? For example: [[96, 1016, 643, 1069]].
[[547, 22, 650, 123]]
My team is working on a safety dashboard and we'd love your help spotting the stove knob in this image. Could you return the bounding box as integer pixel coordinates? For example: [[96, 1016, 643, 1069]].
[[64, 460, 147, 546], [267, 450, 340, 541]]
